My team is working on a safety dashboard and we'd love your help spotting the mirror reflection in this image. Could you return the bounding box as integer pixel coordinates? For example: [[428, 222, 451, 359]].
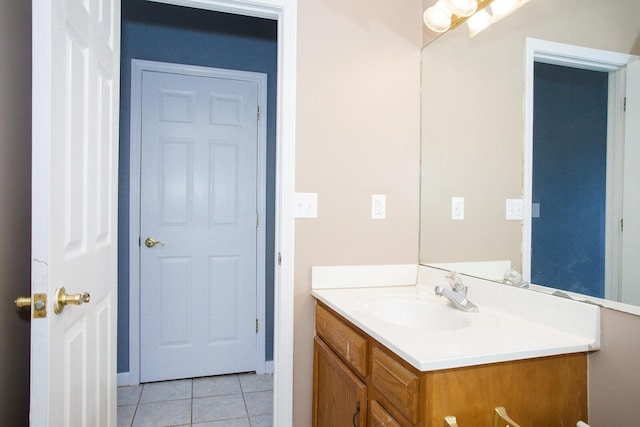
[[419, 0, 640, 308]]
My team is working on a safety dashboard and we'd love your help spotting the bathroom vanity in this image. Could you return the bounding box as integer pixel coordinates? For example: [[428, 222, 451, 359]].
[[311, 265, 600, 427]]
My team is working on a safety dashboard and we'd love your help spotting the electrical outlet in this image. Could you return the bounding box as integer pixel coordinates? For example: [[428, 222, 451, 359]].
[[452, 197, 464, 220], [372, 194, 386, 219]]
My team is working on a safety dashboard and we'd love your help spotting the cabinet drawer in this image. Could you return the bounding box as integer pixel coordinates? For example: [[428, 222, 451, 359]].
[[315, 304, 368, 377], [370, 400, 402, 427], [372, 347, 419, 424]]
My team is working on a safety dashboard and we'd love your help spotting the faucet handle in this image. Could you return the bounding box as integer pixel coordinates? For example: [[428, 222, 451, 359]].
[[445, 271, 466, 292]]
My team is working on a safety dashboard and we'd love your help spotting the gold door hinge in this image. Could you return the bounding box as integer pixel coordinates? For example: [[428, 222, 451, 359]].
[[256, 212, 259, 227], [624, 97, 627, 112], [257, 105, 260, 120], [256, 319, 259, 333]]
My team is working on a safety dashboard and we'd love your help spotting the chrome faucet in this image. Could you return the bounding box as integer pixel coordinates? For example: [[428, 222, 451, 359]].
[[503, 269, 529, 288], [434, 271, 479, 312]]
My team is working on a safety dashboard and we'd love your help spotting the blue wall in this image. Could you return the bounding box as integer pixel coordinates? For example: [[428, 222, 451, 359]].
[[532, 62, 608, 298], [118, 1, 277, 373]]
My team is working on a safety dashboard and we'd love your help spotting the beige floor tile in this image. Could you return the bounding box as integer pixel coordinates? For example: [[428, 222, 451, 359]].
[[238, 374, 273, 393], [193, 418, 250, 427], [243, 391, 273, 417], [193, 374, 241, 397], [139, 379, 192, 403], [249, 414, 273, 427], [118, 385, 143, 406], [117, 404, 136, 427], [132, 399, 191, 427], [192, 394, 247, 423], [118, 375, 272, 427]]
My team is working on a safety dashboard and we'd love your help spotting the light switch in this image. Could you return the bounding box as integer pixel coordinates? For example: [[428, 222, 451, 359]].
[[506, 198, 524, 221], [294, 192, 318, 218]]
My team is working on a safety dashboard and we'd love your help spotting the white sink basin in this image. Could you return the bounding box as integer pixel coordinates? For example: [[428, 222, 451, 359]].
[[358, 296, 472, 332]]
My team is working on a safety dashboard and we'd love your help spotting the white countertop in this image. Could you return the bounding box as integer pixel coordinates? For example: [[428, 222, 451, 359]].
[[311, 264, 601, 372]]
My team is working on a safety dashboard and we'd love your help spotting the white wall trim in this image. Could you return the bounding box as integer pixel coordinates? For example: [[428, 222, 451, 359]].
[[141, 1, 296, 425], [523, 38, 637, 290]]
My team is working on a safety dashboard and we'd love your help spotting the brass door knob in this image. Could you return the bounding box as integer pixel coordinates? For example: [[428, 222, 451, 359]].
[[145, 237, 165, 248], [54, 287, 90, 314]]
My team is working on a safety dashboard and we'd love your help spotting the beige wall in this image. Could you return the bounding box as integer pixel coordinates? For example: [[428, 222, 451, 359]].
[[294, 0, 422, 424], [589, 308, 640, 426], [0, 0, 32, 425], [420, 0, 640, 269]]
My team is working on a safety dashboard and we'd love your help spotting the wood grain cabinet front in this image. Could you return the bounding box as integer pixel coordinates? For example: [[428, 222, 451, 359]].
[[312, 301, 588, 427], [370, 400, 402, 427], [313, 336, 367, 427], [316, 303, 368, 377]]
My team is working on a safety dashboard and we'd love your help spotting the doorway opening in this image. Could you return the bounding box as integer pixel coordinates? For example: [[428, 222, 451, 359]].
[[531, 62, 608, 297], [523, 38, 639, 302], [118, 1, 277, 385]]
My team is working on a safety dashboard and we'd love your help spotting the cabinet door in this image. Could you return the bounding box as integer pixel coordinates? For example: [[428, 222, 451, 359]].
[[370, 400, 402, 427], [313, 337, 367, 427]]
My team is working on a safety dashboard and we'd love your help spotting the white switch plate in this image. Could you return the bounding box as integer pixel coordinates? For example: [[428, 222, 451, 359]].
[[451, 197, 464, 220], [294, 192, 318, 218], [506, 198, 524, 220], [372, 194, 386, 219]]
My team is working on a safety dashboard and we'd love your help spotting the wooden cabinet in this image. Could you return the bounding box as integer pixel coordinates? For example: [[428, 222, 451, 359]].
[[313, 301, 588, 427], [370, 400, 402, 427], [313, 336, 367, 427]]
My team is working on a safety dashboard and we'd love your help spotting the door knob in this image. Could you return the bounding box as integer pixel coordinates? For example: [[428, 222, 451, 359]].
[[54, 287, 90, 314], [145, 237, 165, 248]]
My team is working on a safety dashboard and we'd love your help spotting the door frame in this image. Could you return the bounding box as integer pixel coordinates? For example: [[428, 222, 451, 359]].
[[133, 1, 296, 425], [129, 59, 269, 382], [523, 38, 637, 298]]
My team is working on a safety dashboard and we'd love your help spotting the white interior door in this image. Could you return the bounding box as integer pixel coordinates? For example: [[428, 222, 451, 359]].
[[139, 70, 259, 382], [31, 0, 120, 425], [621, 58, 640, 305]]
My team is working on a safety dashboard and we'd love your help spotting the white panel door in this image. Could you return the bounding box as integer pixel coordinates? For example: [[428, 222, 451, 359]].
[[31, 0, 119, 426], [621, 58, 640, 305], [140, 70, 258, 382]]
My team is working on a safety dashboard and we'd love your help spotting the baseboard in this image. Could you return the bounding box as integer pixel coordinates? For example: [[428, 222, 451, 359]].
[[265, 360, 274, 374], [117, 371, 138, 387]]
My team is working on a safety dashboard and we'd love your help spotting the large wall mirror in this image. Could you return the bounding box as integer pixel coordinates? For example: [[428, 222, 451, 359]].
[[419, 0, 640, 312]]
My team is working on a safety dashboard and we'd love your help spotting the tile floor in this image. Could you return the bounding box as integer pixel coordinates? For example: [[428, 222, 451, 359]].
[[118, 373, 273, 427]]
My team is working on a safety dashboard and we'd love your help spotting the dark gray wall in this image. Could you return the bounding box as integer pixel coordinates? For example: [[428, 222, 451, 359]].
[[118, 1, 277, 373], [0, 0, 31, 425]]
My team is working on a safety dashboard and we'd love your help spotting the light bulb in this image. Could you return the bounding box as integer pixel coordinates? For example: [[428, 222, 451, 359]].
[[466, 9, 492, 37], [491, 0, 518, 19], [423, 1, 453, 33], [445, 0, 477, 17]]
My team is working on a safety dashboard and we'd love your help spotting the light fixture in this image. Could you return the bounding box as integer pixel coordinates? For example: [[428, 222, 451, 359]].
[[466, 9, 492, 37], [423, 0, 453, 33], [423, 0, 534, 38], [445, 0, 477, 17], [490, 0, 518, 19]]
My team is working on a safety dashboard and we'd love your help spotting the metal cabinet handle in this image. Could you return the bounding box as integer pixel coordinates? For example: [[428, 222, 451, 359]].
[[352, 401, 360, 427]]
